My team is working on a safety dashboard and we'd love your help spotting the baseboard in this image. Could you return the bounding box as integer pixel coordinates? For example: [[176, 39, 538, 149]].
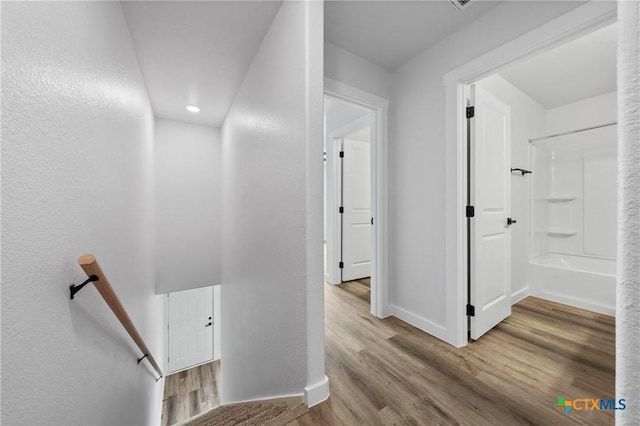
[[304, 375, 330, 407], [225, 392, 304, 406], [324, 273, 340, 285], [388, 304, 451, 344], [511, 286, 530, 305], [534, 291, 615, 316]]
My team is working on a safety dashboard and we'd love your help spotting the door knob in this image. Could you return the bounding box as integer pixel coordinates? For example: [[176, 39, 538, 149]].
[[507, 218, 517, 226], [205, 322, 212, 327]]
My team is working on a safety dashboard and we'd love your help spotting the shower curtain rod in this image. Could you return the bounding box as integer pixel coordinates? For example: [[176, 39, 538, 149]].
[[529, 121, 617, 143]]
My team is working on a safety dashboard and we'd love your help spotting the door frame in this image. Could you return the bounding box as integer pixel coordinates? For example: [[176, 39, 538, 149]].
[[324, 78, 390, 318], [443, 2, 617, 347]]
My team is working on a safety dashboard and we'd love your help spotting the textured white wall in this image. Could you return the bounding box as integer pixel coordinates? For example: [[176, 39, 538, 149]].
[[1, 2, 163, 425], [325, 42, 392, 100], [220, 1, 326, 404], [616, 0, 640, 423], [389, 1, 584, 337], [476, 74, 547, 303], [154, 118, 221, 294]]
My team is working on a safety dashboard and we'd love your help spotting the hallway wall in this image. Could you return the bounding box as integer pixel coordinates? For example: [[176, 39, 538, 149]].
[[154, 118, 221, 294], [220, 0, 326, 404], [1, 2, 163, 425], [325, 42, 392, 100]]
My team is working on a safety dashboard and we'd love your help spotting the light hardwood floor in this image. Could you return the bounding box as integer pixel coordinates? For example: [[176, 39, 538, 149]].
[[161, 360, 220, 426], [289, 279, 615, 425]]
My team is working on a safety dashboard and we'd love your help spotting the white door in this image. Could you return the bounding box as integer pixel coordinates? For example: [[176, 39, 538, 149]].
[[168, 286, 213, 373], [469, 85, 512, 340], [341, 138, 371, 281]]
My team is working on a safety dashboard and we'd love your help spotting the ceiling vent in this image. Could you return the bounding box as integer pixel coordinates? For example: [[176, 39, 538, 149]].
[[449, 0, 473, 12]]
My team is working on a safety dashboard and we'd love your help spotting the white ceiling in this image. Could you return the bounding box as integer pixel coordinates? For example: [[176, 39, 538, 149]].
[[498, 23, 617, 109], [122, 1, 282, 127], [346, 126, 371, 143], [325, 96, 369, 133], [324, 0, 501, 71]]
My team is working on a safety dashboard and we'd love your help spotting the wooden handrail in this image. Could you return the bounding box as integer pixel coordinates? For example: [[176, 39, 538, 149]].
[[77, 254, 163, 380]]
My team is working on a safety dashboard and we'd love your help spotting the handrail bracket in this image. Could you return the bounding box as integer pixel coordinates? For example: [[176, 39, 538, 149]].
[[70, 275, 99, 300]]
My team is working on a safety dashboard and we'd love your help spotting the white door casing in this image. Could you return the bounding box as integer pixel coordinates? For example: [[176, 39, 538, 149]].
[[469, 85, 512, 340], [168, 286, 213, 373], [341, 138, 372, 281]]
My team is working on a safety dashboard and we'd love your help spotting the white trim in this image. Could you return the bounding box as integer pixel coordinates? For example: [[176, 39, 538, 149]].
[[444, 2, 617, 347], [324, 129, 342, 285], [388, 305, 454, 347], [511, 286, 530, 305], [213, 285, 221, 361], [304, 374, 330, 407], [536, 293, 615, 317], [221, 392, 305, 406], [324, 78, 390, 318]]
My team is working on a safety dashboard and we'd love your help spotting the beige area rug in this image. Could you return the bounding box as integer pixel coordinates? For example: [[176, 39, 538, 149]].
[[183, 397, 308, 426]]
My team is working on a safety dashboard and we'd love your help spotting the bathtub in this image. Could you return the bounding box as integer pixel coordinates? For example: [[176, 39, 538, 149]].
[[529, 253, 616, 316]]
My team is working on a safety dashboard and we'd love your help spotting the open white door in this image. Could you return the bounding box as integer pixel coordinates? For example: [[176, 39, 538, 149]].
[[168, 286, 213, 373], [341, 138, 371, 281], [469, 85, 512, 340]]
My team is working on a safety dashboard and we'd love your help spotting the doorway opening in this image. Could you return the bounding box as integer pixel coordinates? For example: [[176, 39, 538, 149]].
[[324, 95, 372, 285], [460, 19, 617, 342], [162, 285, 222, 425], [323, 79, 389, 318]]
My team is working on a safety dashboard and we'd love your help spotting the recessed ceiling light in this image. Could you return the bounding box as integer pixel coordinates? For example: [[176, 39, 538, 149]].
[[186, 105, 200, 113]]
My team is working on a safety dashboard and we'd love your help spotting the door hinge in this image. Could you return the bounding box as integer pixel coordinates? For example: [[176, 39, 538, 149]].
[[371, 217, 374, 225], [466, 304, 475, 317], [339, 261, 344, 269], [339, 151, 344, 158], [466, 106, 475, 119], [466, 205, 475, 218], [339, 206, 344, 214]]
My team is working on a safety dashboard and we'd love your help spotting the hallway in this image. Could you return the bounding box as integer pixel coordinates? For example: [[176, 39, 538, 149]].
[[290, 280, 615, 425]]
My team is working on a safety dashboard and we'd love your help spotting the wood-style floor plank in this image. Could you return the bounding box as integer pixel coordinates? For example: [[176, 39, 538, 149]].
[[289, 279, 615, 425], [161, 360, 220, 426]]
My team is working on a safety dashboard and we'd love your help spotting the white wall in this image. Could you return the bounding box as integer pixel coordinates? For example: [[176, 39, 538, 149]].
[[547, 91, 617, 134], [1, 2, 163, 425], [154, 118, 221, 294], [325, 42, 392, 100], [390, 1, 584, 342], [476, 74, 547, 304], [220, 1, 326, 405]]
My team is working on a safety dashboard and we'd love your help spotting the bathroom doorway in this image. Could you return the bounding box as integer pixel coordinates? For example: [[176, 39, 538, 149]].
[[461, 20, 618, 341]]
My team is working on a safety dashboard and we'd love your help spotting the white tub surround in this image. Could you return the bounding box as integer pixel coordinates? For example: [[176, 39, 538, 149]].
[[530, 254, 616, 315], [616, 1, 640, 424], [531, 124, 617, 260]]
